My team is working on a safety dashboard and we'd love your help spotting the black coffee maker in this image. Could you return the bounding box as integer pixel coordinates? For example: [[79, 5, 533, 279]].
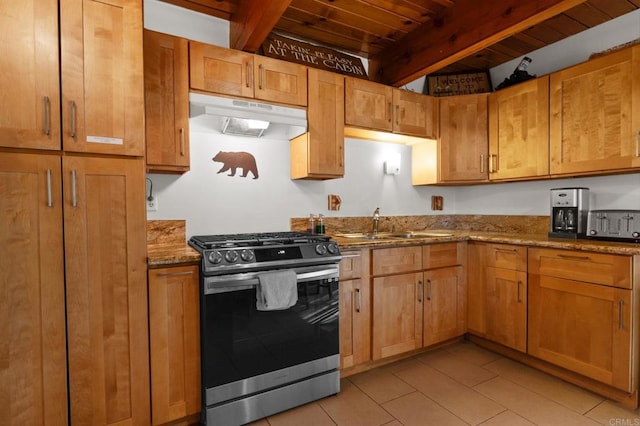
[[548, 187, 589, 239]]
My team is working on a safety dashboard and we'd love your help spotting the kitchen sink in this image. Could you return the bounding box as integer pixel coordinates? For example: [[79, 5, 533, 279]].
[[335, 231, 453, 240]]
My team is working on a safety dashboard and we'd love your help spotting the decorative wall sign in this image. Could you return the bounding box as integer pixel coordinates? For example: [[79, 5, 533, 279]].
[[261, 33, 368, 79], [427, 72, 491, 97], [212, 151, 259, 179]]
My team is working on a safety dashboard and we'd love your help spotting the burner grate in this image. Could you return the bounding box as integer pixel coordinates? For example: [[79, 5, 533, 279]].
[[189, 231, 329, 250]]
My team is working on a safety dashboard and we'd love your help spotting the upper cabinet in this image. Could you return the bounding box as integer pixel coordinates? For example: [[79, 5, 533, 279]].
[[189, 42, 308, 107], [143, 30, 190, 173], [345, 77, 437, 138], [60, 0, 145, 156], [550, 45, 640, 175], [0, 0, 61, 150], [291, 69, 344, 179], [489, 76, 549, 180], [439, 93, 489, 183]]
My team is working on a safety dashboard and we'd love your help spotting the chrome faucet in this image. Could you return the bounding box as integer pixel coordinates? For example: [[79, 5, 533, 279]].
[[372, 207, 380, 234]]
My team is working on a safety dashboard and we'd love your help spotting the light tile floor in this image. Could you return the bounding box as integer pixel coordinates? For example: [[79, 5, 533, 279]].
[[249, 340, 640, 425]]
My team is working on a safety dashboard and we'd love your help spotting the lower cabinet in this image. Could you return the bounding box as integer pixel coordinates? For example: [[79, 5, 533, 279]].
[[339, 249, 371, 369], [423, 266, 465, 347], [148, 264, 201, 425], [528, 248, 634, 392]]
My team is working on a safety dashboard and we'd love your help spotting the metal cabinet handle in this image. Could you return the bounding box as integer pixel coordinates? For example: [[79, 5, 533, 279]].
[[388, 102, 392, 123], [259, 64, 264, 90], [179, 128, 185, 156], [418, 280, 423, 303], [395, 105, 400, 125], [480, 154, 485, 173], [355, 288, 361, 313], [427, 279, 432, 301], [246, 62, 252, 88], [71, 169, 78, 208], [495, 248, 518, 253], [156, 270, 194, 278], [46, 169, 53, 207], [619, 300, 624, 329], [636, 131, 640, 157], [43, 96, 51, 136], [488, 154, 493, 173], [69, 100, 77, 140], [517, 280, 523, 303]]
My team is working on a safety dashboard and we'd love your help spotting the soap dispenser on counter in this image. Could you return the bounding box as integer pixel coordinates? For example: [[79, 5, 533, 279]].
[[315, 214, 325, 234]]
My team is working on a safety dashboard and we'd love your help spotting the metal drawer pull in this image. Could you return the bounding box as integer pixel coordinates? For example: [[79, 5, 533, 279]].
[[179, 128, 185, 156], [557, 254, 590, 260], [69, 100, 77, 140], [46, 169, 53, 207], [71, 170, 77, 208], [619, 300, 624, 329], [156, 270, 194, 278], [495, 248, 517, 253], [517, 280, 523, 303], [355, 288, 361, 313], [43, 96, 51, 136], [427, 279, 432, 301], [418, 280, 423, 302]]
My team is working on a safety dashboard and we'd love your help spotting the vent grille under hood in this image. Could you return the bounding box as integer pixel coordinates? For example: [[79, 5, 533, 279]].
[[189, 93, 307, 139]]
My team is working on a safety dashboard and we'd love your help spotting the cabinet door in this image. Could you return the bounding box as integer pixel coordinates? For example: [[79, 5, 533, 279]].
[[439, 94, 489, 182], [0, 0, 61, 150], [144, 30, 190, 173], [0, 153, 67, 425], [60, 0, 145, 156], [345, 78, 393, 131], [393, 89, 436, 138], [489, 76, 549, 180], [340, 278, 371, 368], [189, 42, 254, 98], [149, 265, 200, 425], [423, 266, 464, 347], [254, 56, 307, 106], [372, 273, 423, 359], [550, 45, 640, 175], [63, 156, 150, 425], [528, 274, 632, 391], [291, 69, 344, 179], [485, 267, 527, 352]]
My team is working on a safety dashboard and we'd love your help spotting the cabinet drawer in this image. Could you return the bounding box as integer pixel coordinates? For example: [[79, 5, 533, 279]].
[[486, 243, 527, 271], [422, 242, 464, 269], [528, 248, 631, 289], [340, 249, 369, 280], [372, 246, 422, 276]]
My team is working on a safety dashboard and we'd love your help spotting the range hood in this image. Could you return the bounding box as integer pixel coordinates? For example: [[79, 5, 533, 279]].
[[189, 92, 307, 139]]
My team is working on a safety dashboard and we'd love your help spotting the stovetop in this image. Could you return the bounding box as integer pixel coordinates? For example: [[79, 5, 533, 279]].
[[189, 231, 330, 250]]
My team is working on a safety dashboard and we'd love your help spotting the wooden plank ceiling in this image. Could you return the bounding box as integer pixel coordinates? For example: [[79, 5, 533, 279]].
[[161, 0, 640, 86]]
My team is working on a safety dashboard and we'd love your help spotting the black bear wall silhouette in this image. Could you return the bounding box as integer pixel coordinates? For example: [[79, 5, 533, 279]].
[[212, 151, 259, 179]]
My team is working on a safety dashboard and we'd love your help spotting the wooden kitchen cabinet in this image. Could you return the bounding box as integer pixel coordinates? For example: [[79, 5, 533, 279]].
[[0, 152, 68, 425], [528, 248, 634, 391], [64, 155, 150, 425], [549, 45, 640, 175], [345, 77, 437, 137], [149, 265, 201, 425], [291, 69, 344, 179], [60, 0, 145, 156], [339, 249, 371, 369], [0, 0, 61, 150], [144, 30, 190, 173], [423, 266, 464, 347], [489, 76, 550, 180], [439, 93, 489, 183], [189, 42, 308, 106]]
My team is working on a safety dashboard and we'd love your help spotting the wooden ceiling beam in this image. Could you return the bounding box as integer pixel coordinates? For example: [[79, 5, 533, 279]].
[[368, 0, 588, 86], [229, 0, 292, 52]]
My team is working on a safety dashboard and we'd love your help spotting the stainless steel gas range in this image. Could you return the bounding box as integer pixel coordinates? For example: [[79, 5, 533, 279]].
[[188, 232, 342, 426]]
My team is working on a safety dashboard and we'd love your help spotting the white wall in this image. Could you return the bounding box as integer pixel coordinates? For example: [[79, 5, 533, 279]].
[[144, 0, 640, 236]]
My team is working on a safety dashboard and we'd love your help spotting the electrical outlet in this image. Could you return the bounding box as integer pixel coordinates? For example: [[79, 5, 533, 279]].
[[431, 195, 443, 211], [146, 197, 158, 212]]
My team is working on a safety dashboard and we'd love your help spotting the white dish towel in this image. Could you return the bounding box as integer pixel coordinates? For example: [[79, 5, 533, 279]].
[[256, 269, 299, 311]]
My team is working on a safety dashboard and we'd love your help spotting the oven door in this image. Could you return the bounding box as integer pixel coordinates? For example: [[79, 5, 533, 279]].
[[201, 264, 340, 406]]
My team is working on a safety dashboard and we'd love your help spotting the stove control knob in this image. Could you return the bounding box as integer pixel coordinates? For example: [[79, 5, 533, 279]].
[[225, 250, 239, 263], [240, 249, 255, 262], [207, 251, 223, 264], [633, 232, 640, 238], [327, 242, 339, 254], [315, 243, 328, 255], [589, 230, 597, 236]]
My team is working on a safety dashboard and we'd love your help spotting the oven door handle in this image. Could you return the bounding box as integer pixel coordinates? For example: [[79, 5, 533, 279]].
[[203, 267, 339, 295]]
